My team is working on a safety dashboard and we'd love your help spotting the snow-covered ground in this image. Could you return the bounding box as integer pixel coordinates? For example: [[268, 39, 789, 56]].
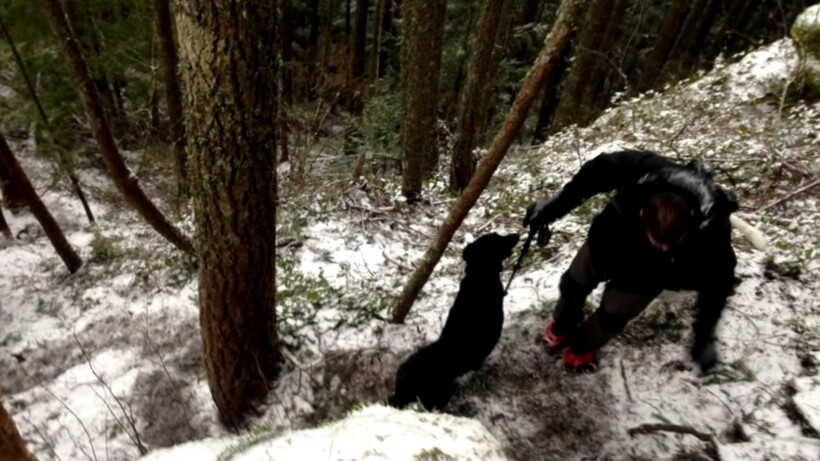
[[1, 38, 819, 461]]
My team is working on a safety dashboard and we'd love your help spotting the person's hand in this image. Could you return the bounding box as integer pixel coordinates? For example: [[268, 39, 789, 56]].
[[523, 197, 555, 228], [690, 337, 719, 374]]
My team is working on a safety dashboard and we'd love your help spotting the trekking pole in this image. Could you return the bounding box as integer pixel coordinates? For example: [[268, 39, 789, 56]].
[[504, 225, 551, 296]]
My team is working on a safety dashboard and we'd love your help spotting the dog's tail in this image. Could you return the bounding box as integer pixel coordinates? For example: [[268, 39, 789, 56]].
[[730, 214, 767, 251]]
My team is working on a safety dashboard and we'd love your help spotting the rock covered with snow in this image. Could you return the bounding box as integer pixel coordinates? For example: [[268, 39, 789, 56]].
[[791, 4, 820, 93], [138, 405, 509, 461]]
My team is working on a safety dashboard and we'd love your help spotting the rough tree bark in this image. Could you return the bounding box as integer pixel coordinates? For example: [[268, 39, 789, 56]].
[[0, 132, 82, 273], [0, 399, 38, 461], [450, 0, 516, 191], [400, 0, 447, 201], [0, 12, 95, 224], [177, 0, 282, 429], [41, 0, 195, 256], [392, 0, 589, 323], [154, 0, 189, 199]]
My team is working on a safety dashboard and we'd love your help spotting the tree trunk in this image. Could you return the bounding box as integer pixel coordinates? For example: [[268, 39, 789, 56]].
[[392, 0, 589, 323], [0, 207, 11, 240], [576, 0, 628, 114], [0, 399, 38, 461], [62, 0, 120, 131], [0, 12, 95, 224], [177, 0, 282, 429], [709, 0, 754, 57], [400, 0, 447, 200], [550, 0, 614, 132], [0, 158, 26, 213], [41, 0, 195, 256], [309, 0, 320, 97], [633, 0, 691, 94], [576, 0, 629, 126], [372, 0, 394, 79], [450, 0, 516, 191], [532, 41, 573, 142], [0, 132, 82, 273], [281, 0, 294, 163], [154, 0, 189, 200], [517, 0, 544, 26], [349, 0, 369, 114], [661, 0, 722, 82]]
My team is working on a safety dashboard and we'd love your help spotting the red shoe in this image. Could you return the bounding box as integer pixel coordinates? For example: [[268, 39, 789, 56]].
[[543, 321, 571, 352], [563, 347, 598, 372]]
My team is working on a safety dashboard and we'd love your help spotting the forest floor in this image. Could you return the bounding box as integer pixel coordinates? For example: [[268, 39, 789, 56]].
[[1, 38, 819, 461]]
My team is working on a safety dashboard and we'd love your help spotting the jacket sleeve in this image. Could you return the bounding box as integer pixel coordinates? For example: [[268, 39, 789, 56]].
[[543, 150, 675, 221], [692, 216, 737, 343]]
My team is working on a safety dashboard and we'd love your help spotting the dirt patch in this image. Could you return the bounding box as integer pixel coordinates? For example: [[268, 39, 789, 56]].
[[132, 369, 209, 449], [305, 348, 403, 425]]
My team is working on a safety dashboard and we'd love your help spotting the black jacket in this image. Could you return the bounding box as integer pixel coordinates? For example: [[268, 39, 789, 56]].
[[544, 150, 738, 341]]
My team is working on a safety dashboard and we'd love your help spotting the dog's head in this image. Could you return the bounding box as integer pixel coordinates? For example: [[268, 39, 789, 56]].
[[462, 232, 520, 269]]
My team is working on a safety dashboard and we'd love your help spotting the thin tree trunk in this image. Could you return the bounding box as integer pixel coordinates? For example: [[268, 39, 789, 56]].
[[0, 12, 95, 224], [0, 207, 11, 239], [517, 0, 544, 26], [532, 41, 573, 142], [281, 0, 294, 163], [309, 0, 320, 97], [373, 0, 395, 78], [577, 0, 628, 114], [349, 0, 369, 115], [661, 0, 721, 82], [450, 0, 516, 191], [0, 132, 82, 273], [392, 0, 589, 323], [400, 0, 447, 200], [177, 0, 282, 429], [0, 399, 38, 461], [42, 0, 195, 256], [709, 0, 755, 57], [0, 159, 26, 213], [551, 0, 614, 132], [633, 0, 691, 94], [154, 0, 189, 200]]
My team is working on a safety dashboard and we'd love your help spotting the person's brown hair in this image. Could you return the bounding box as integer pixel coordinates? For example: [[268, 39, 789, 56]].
[[641, 192, 692, 246]]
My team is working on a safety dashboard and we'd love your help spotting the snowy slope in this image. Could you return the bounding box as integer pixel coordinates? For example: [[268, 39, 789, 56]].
[[1, 37, 818, 461]]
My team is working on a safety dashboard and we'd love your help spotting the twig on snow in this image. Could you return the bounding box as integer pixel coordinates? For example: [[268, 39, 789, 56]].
[[72, 332, 147, 455], [628, 423, 721, 458], [757, 177, 820, 212]]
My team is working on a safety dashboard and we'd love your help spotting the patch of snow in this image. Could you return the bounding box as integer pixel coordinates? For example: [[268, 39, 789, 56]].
[[138, 405, 509, 461]]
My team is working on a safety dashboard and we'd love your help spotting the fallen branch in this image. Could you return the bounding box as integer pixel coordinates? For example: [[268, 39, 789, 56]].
[[758, 177, 820, 213], [628, 423, 716, 444]]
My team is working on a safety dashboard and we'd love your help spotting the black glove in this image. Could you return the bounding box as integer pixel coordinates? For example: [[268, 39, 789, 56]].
[[690, 336, 719, 374], [523, 197, 556, 228]]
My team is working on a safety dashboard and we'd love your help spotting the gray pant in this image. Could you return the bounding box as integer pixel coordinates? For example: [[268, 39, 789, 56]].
[[552, 242, 661, 353]]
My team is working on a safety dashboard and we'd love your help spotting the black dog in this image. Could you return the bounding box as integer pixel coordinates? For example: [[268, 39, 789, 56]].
[[389, 232, 520, 410]]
